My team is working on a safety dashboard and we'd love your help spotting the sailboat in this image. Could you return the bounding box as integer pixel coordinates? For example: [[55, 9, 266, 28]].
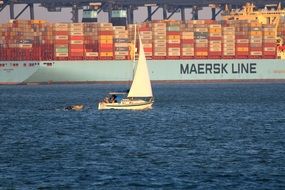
[[98, 33, 154, 110]]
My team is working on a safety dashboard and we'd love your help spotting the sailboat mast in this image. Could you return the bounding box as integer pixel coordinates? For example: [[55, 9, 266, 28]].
[[133, 24, 137, 63]]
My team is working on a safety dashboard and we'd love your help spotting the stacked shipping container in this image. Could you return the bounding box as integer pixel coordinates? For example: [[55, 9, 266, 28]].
[[152, 22, 167, 58], [0, 19, 280, 61], [84, 23, 98, 59], [113, 26, 129, 60], [166, 21, 181, 58], [98, 23, 113, 59]]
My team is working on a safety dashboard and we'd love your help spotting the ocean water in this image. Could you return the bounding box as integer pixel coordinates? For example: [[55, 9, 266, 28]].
[[0, 83, 285, 189]]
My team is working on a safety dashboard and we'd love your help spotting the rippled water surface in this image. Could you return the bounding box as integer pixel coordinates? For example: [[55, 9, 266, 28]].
[[0, 83, 285, 189]]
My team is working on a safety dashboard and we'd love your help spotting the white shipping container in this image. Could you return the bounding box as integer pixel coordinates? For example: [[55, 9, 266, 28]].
[[115, 51, 129, 56], [154, 52, 167, 56], [182, 52, 195, 56], [263, 47, 276, 51], [195, 39, 208, 43], [85, 52, 98, 56], [167, 39, 180, 43], [153, 32, 167, 36], [114, 43, 129, 47], [154, 39, 167, 43], [168, 48, 181, 52], [152, 23, 166, 28], [69, 32, 84, 36], [114, 34, 128, 38], [194, 28, 208, 32], [70, 40, 84, 44], [236, 39, 249, 43], [209, 24, 221, 28], [168, 52, 181, 56], [54, 35, 68, 40], [250, 51, 263, 55], [223, 52, 235, 56], [55, 53, 69, 57]]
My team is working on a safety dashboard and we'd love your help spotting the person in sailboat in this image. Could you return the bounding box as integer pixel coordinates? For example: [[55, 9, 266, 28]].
[[110, 95, 117, 103]]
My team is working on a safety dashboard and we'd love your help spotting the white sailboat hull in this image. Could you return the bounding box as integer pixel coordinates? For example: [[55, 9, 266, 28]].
[[98, 99, 153, 110]]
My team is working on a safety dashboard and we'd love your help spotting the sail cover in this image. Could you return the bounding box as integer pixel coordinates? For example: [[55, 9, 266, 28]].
[[127, 36, 153, 98]]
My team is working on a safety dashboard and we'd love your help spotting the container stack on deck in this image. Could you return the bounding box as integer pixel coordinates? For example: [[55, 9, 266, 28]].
[[138, 23, 153, 58], [223, 26, 235, 58], [69, 23, 84, 60], [98, 23, 114, 60], [152, 22, 167, 59], [113, 26, 129, 60], [41, 22, 54, 61], [262, 24, 276, 58], [209, 23, 222, 58], [53, 23, 69, 60], [278, 17, 285, 51], [194, 21, 209, 58], [235, 21, 250, 58], [84, 23, 99, 60], [249, 21, 263, 58], [166, 21, 181, 59], [0, 19, 281, 61]]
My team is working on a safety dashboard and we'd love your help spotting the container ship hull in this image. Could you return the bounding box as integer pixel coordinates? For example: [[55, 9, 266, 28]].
[[1, 59, 285, 84]]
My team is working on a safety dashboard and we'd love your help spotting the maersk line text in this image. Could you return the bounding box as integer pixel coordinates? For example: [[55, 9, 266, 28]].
[[180, 63, 257, 75]]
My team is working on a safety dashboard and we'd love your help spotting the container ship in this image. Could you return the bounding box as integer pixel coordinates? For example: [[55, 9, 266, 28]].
[[1, 2, 285, 84]]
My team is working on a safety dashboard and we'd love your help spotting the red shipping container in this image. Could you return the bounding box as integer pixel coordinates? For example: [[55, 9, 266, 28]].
[[143, 48, 153, 52], [99, 47, 113, 51], [54, 31, 69, 35], [195, 47, 208, 51], [167, 31, 180, 35], [250, 47, 262, 51], [263, 43, 276, 47], [99, 44, 113, 49], [236, 43, 249, 47], [138, 27, 151, 32], [54, 40, 69, 44], [70, 52, 84, 56], [69, 36, 84, 40], [69, 44, 84, 49], [98, 31, 113, 35], [181, 39, 194, 44], [235, 35, 249, 39], [263, 51, 276, 56], [69, 49, 84, 53], [209, 52, 222, 56]]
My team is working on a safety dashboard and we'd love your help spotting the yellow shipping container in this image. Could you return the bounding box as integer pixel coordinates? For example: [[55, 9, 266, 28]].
[[195, 52, 208, 56], [31, 20, 47, 24], [167, 35, 180, 40], [209, 28, 222, 33], [263, 31, 275, 37], [99, 39, 113, 44], [99, 35, 113, 40], [250, 31, 262, 36], [237, 47, 249, 51], [100, 52, 114, 56]]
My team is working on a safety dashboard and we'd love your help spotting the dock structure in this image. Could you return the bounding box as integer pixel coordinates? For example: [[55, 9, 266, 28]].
[[0, 0, 284, 23]]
